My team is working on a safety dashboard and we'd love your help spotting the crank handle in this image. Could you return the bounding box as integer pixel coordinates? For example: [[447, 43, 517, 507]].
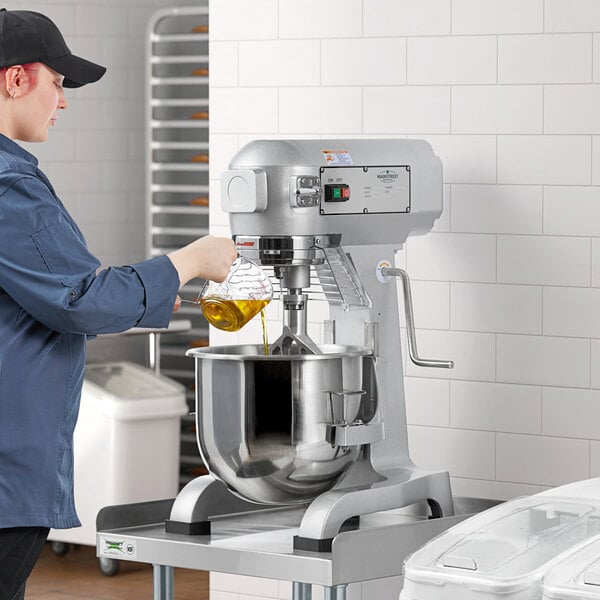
[[380, 267, 454, 369]]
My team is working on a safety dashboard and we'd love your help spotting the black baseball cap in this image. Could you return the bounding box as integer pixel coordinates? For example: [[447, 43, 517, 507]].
[[0, 8, 106, 88]]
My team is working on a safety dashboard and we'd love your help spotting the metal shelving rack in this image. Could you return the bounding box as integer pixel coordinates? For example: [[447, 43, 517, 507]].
[[146, 5, 210, 486]]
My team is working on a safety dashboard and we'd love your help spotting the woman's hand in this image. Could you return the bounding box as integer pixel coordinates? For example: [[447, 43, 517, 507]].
[[168, 235, 237, 287], [173, 295, 182, 312]]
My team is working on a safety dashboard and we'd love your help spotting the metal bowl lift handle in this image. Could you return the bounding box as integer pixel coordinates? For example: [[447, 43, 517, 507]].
[[380, 267, 454, 369]]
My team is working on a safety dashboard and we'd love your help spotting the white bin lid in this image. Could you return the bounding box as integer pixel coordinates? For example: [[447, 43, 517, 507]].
[[82, 361, 187, 421], [541, 479, 600, 504], [403, 481, 600, 599], [543, 535, 600, 600]]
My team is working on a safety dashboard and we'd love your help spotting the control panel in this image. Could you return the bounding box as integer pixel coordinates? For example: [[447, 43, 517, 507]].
[[319, 165, 411, 215]]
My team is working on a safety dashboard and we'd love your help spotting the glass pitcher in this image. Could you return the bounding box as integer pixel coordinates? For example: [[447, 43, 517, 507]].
[[185, 256, 273, 332]]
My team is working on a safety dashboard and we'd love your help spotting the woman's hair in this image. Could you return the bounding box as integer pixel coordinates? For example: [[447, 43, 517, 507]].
[[0, 62, 42, 95]]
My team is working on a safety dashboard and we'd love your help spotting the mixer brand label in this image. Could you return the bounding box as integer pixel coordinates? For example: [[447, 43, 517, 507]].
[[377, 169, 399, 183], [99, 536, 137, 559], [322, 149, 353, 165]]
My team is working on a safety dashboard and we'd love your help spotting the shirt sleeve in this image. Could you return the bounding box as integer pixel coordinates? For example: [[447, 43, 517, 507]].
[[0, 175, 180, 334]]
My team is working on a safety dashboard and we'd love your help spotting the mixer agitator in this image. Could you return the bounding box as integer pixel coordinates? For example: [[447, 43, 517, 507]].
[[165, 139, 456, 552]]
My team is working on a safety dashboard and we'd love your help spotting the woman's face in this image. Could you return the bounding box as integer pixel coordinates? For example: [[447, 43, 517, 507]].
[[12, 64, 67, 143]]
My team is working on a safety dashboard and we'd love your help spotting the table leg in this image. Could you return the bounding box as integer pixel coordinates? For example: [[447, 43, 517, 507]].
[[324, 584, 347, 600], [292, 581, 312, 600], [153, 564, 174, 600]]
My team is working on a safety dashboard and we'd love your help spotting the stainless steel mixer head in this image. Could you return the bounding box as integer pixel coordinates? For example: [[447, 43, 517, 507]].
[[222, 139, 443, 246], [221, 138, 442, 354]]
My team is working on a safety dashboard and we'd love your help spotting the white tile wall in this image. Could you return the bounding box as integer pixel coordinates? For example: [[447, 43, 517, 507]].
[[363, 0, 451, 37], [451, 184, 543, 234], [497, 136, 591, 185], [545, 0, 600, 32], [210, 88, 279, 133], [408, 36, 496, 85], [279, 0, 363, 39], [496, 433, 590, 486], [591, 443, 600, 478], [497, 334, 589, 388], [452, 86, 543, 134], [239, 41, 320, 87], [593, 137, 600, 183], [592, 239, 600, 287], [452, 0, 543, 35], [209, 42, 239, 87], [280, 87, 362, 134], [210, 0, 278, 41], [408, 425, 496, 479], [498, 34, 592, 84], [545, 85, 600, 134], [497, 235, 590, 286], [450, 477, 542, 501], [450, 381, 541, 434], [364, 86, 450, 134], [451, 283, 542, 334], [543, 287, 600, 337], [406, 233, 496, 282], [209, 2, 600, 598], [590, 341, 600, 389], [422, 135, 497, 183], [595, 36, 600, 82], [543, 387, 600, 440], [405, 377, 450, 427], [322, 38, 407, 86], [544, 187, 600, 236]]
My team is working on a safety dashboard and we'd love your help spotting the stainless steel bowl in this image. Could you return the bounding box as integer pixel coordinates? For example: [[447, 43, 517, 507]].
[[186, 344, 377, 505]]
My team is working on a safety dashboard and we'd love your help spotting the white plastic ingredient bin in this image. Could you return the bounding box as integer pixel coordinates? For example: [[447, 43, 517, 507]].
[[48, 361, 187, 547], [543, 536, 600, 600], [401, 478, 600, 600]]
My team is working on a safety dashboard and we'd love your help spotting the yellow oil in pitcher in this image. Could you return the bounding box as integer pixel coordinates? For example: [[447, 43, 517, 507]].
[[200, 297, 269, 332]]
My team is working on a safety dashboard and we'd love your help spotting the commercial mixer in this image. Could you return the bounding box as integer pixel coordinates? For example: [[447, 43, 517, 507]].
[[166, 139, 455, 550], [97, 139, 486, 600]]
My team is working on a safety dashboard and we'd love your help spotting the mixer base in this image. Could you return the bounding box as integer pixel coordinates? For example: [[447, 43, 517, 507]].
[[291, 461, 454, 550], [165, 475, 270, 535]]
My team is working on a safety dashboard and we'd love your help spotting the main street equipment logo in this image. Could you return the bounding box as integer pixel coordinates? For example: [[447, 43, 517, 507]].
[[377, 169, 399, 183]]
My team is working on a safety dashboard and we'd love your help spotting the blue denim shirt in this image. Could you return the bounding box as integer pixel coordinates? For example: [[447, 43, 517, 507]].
[[0, 134, 180, 529]]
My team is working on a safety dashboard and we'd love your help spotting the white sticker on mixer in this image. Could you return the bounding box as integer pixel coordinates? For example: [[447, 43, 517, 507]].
[[322, 149, 353, 165], [99, 536, 137, 559]]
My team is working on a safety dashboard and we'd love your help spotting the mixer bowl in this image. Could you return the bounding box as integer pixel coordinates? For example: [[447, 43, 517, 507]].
[[186, 344, 378, 505]]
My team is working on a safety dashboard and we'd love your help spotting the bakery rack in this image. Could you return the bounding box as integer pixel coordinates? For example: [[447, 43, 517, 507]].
[[145, 5, 210, 486]]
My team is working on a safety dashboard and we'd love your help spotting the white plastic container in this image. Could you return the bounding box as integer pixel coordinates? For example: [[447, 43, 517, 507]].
[[543, 536, 600, 600], [48, 361, 187, 546], [401, 479, 600, 600]]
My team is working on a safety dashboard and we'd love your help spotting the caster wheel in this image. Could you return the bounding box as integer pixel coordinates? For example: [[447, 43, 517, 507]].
[[50, 541, 70, 556], [98, 557, 120, 576]]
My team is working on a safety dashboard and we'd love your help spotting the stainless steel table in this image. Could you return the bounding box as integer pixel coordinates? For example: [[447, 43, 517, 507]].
[[97, 497, 498, 600]]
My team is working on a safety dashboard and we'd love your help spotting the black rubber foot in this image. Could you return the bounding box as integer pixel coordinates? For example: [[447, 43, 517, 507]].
[[165, 519, 211, 535], [293, 535, 333, 553], [292, 516, 361, 553]]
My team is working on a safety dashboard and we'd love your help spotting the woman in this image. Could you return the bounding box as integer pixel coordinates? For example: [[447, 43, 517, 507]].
[[0, 9, 236, 599]]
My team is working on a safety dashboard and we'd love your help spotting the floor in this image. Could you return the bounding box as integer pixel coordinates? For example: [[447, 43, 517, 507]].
[[25, 543, 209, 600]]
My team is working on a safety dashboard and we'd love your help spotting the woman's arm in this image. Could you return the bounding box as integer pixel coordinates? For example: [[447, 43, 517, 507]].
[[167, 235, 237, 286]]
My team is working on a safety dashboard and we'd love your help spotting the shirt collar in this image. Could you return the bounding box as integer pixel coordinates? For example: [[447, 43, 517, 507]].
[[0, 134, 39, 167]]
